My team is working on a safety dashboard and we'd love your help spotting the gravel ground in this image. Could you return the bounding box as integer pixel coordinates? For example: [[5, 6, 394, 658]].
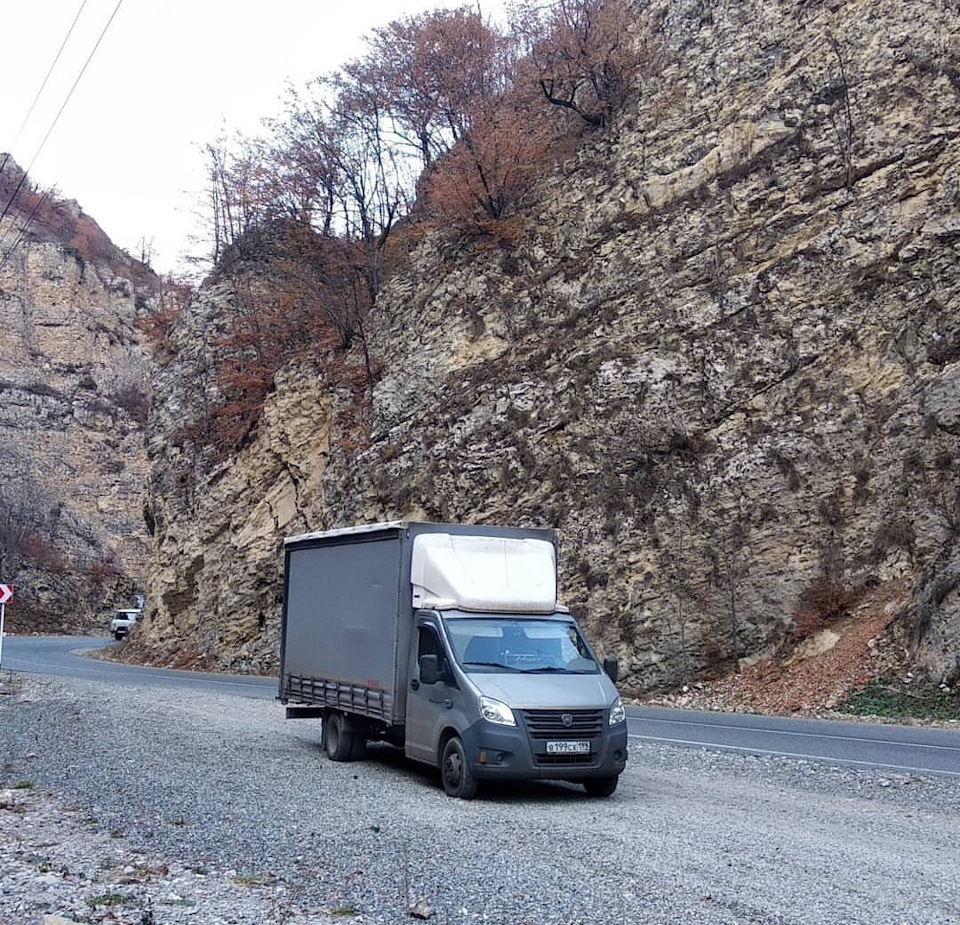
[[2, 672, 960, 925]]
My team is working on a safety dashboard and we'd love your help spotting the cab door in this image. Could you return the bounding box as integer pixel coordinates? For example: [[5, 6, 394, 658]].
[[405, 618, 457, 764]]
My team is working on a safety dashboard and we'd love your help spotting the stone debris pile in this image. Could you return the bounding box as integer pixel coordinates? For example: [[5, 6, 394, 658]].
[[0, 787, 336, 925]]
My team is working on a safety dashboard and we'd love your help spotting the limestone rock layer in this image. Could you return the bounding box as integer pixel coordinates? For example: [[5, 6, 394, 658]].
[[142, 0, 959, 690], [0, 162, 155, 631]]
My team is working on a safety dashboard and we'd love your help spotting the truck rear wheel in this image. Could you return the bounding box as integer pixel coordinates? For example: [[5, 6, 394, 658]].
[[583, 775, 619, 797], [440, 736, 478, 799], [323, 712, 355, 762], [348, 722, 367, 761]]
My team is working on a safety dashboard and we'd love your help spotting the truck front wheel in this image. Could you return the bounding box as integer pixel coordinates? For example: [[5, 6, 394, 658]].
[[583, 775, 619, 797], [440, 736, 478, 799], [323, 712, 355, 762]]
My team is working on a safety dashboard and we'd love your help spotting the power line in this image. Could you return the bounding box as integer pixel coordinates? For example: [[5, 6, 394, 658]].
[[0, 189, 51, 277], [0, 0, 91, 182], [0, 0, 126, 270]]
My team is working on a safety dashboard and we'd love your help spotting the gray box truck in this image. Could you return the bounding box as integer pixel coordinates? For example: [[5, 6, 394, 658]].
[[278, 522, 628, 798]]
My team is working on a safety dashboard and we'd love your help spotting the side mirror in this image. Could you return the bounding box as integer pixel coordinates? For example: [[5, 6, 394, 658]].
[[602, 658, 619, 683], [419, 654, 440, 685]]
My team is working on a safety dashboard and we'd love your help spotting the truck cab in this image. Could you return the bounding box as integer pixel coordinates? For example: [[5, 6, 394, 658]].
[[408, 610, 627, 797]]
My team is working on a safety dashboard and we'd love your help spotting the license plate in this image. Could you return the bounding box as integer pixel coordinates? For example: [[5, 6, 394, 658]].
[[546, 740, 590, 754]]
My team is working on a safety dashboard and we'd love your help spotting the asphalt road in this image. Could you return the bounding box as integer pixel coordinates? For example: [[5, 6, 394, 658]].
[[4, 634, 959, 778], [628, 703, 960, 778], [0, 634, 276, 699]]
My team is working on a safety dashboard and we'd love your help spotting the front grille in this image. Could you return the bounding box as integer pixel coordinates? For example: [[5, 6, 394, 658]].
[[535, 753, 598, 766], [521, 709, 604, 739]]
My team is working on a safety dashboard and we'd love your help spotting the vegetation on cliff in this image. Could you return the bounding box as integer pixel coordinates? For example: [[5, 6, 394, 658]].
[[139, 1, 649, 458]]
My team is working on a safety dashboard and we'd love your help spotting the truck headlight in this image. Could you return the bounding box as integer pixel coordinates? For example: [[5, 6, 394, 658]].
[[479, 695, 516, 727], [609, 697, 626, 725]]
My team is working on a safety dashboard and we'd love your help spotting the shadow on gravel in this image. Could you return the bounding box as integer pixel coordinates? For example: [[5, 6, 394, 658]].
[[284, 733, 616, 802], [358, 743, 600, 803]]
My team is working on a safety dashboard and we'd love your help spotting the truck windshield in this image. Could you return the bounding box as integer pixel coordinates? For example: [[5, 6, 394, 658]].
[[443, 616, 600, 674]]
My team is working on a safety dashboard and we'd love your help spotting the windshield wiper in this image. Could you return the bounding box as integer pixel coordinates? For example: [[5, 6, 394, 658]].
[[522, 666, 567, 673], [463, 661, 518, 672]]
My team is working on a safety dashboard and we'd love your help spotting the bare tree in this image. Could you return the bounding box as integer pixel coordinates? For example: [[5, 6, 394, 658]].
[[826, 35, 856, 188], [203, 137, 271, 263], [511, 0, 646, 128], [266, 91, 341, 236], [345, 7, 502, 168], [706, 498, 750, 673]]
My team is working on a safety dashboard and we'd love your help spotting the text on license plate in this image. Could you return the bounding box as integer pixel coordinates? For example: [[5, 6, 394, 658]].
[[546, 740, 591, 754]]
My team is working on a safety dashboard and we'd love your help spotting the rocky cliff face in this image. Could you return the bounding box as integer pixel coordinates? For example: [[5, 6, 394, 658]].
[[141, 0, 959, 692], [0, 160, 157, 631]]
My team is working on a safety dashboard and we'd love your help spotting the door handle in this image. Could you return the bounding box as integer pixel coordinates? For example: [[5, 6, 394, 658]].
[[411, 679, 420, 690], [430, 697, 453, 709]]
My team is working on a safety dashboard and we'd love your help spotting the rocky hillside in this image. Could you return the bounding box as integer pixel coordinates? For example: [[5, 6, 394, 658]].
[[0, 158, 157, 632], [138, 0, 959, 696]]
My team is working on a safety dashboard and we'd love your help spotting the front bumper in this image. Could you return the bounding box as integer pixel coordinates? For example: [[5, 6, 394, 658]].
[[460, 715, 628, 782]]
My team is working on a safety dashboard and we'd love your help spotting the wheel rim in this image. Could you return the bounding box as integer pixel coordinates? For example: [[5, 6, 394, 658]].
[[327, 718, 340, 755], [443, 746, 462, 791]]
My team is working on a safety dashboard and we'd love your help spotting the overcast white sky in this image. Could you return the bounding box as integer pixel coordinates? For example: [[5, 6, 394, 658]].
[[0, 1, 502, 276]]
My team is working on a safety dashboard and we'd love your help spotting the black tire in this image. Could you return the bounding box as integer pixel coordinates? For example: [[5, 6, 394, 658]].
[[440, 736, 478, 799], [348, 722, 368, 761], [323, 712, 355, 762], [114, 631, 124, 641], [583, 775, 619, 797]]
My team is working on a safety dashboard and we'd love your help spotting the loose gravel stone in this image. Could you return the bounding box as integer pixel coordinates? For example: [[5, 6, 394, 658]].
[[2, 673, 960, 925], [0, 782, 328, 924]]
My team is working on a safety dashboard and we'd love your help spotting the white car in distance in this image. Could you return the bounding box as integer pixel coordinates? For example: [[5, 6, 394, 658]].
[[110, 609, 141, 640]]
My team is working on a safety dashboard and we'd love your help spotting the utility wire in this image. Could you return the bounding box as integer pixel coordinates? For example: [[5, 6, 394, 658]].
[[0, 0, 125, 271], [0, 189, 51, 277], [0, 0, 91, 182]]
